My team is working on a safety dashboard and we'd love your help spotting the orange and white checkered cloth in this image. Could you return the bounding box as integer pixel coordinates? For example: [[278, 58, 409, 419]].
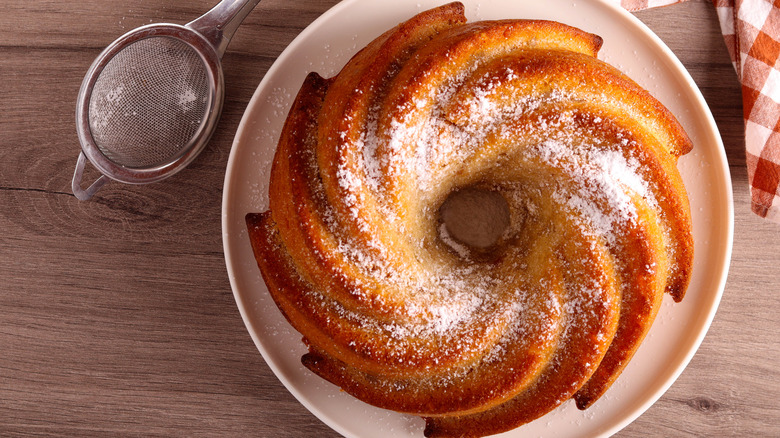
[[618, 0, 780, 221]]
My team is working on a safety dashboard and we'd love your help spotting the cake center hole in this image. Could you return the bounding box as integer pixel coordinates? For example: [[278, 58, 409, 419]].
[[440, 188, 510, 250]]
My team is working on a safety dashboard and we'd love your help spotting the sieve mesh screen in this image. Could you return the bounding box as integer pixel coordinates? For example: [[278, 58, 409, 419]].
[[88, 36, 210, 168]]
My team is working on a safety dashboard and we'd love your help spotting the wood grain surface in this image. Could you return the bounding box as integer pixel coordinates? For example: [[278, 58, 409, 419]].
[[2, 0, 778, 436]]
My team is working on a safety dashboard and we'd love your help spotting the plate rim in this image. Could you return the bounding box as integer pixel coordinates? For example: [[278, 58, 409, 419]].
[[221, 0, 735, 436]]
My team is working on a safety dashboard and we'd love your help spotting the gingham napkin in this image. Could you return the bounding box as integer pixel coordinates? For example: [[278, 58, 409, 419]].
[[617, 0, 780, 221]]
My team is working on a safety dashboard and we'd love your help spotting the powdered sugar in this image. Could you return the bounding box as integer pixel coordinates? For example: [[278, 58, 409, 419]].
[[300, 60, 655, 372], [438, 222, 471, 259], [533, 138, 652, 244]]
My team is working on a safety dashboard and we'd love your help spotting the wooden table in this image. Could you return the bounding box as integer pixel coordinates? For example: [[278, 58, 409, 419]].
[[2, 0, 778, 436]]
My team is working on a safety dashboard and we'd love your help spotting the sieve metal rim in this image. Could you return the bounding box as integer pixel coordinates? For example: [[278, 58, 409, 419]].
[[75, 23, 224, 185]]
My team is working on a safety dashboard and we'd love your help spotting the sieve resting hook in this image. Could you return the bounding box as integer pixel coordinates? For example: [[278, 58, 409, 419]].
[[72, 152, 110, 201]]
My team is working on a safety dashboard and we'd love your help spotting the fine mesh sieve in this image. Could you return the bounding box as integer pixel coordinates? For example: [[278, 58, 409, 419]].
[[73, 0, 261, 200]]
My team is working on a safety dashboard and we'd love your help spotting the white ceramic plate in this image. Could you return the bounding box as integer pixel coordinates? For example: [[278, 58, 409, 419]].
[[222, 0, 734, 436]]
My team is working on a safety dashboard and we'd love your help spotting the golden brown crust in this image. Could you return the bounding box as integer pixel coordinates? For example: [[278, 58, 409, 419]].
[[246, 2, 694, 437]]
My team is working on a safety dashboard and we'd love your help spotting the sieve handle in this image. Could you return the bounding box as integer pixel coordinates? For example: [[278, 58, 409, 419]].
[[187, 0, 262, 58], [72, 152, 110, 201]]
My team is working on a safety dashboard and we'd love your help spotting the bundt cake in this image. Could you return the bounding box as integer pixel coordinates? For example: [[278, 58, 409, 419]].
[[245, 2, 694, 437]]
